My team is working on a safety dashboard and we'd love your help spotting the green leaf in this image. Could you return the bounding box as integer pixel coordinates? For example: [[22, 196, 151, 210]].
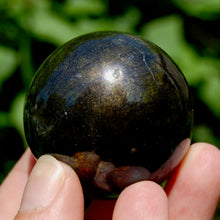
[[193, 125, 220, 148], [0, 46, 17, 91], [172, 0, 220, 19], [113, 7, 141, 32], [63, 0, 106, 16], [9, 92, 26, 146], [20, 5, 140, 46], [21, 7, 77, 45], [0, 112, 11, 128], [199, 75, 220, 118]]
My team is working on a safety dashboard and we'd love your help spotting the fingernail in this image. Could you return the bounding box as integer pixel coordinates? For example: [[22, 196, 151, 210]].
[[19, 155, 66, 212]]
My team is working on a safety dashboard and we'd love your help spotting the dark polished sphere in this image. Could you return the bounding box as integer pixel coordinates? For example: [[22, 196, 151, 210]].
[[24, 32, 193, 193]]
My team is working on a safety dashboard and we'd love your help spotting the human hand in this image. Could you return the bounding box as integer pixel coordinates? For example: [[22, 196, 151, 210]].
[[0, 143, 219, 220]]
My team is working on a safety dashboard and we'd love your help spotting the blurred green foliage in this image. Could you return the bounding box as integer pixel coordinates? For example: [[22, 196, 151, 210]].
[[0, 0, 220, 216]]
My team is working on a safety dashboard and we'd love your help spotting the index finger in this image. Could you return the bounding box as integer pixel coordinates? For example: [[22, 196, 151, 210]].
[[0, 148, 36, 220]]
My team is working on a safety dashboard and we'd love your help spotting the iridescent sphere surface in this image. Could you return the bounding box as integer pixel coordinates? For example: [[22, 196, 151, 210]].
[[24, 31, 193, 195]]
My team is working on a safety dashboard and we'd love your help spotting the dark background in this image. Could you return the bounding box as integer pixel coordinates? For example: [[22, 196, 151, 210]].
[[0, 0, 220, 218]]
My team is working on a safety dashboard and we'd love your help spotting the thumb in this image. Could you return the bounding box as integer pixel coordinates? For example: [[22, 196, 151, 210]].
[[15, 155, 84, 220]]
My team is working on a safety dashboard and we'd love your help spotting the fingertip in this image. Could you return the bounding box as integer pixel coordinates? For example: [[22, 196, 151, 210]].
[[166, 142, 220, 219], [15, 155, 84, 220], [183, 142, 220, 185], [53, 160, 84, 219], [113, 181, 168, 220], [191, 141, 220, 153]]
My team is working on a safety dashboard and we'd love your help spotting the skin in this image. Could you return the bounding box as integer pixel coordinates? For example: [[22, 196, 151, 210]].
[[0, 142, 219, 220]]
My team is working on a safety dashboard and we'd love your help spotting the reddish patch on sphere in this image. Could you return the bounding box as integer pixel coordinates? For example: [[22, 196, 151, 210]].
[[109, 166, 151, 190]]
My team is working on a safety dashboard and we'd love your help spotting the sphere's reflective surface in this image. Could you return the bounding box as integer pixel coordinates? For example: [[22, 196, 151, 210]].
[[24, 31, 193, 197]]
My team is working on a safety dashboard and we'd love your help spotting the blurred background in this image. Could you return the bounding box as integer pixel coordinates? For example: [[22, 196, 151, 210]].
[[0, 0, 220, 218]]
